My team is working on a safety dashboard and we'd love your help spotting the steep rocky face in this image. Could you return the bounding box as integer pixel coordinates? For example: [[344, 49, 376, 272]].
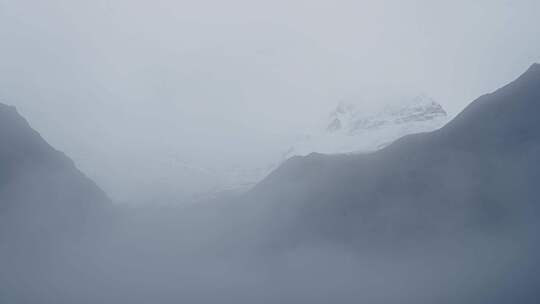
[[251, 64, 540, 244], [0, 103, 110, 241]]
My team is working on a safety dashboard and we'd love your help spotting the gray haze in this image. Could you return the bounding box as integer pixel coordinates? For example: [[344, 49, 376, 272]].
[[1, 0, 540, 202], [3, 62, 540, 303], [2, 2, 540, 302]]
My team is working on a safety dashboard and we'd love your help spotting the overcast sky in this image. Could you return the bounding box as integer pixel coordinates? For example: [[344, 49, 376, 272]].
[[1, 0, 539, 202]]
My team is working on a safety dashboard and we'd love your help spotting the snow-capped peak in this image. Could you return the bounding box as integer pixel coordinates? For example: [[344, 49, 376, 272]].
[[284, 95, 449, 158], [203, 94, 449, 196], [325, 95, 446, 135]]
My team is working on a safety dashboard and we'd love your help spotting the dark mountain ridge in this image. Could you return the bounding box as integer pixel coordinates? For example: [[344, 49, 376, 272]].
[[0, 103, 110, 240], [250, 63, 540, 244]]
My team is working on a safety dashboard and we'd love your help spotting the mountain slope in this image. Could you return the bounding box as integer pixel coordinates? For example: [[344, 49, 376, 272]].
[[0, 103, 110, 240], [250, 64, 540, 243], [213, 96, 449, 195]]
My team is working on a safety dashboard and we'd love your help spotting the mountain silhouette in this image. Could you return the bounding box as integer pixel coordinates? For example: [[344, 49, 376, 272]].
[[250, 64, 540, 244], [0, 103, 110, 242]]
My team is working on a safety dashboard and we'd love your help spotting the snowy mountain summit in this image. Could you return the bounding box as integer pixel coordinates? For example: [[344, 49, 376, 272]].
[[285, 95, 448, 158], [205, 95, 449, 195]]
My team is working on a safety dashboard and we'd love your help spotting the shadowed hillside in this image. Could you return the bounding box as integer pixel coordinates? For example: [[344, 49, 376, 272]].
[[251, 64, 540, 245], [0, 103, 110, 242]]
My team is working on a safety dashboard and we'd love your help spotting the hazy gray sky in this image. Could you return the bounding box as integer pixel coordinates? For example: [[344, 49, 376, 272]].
[[1, 0, 539, 202]]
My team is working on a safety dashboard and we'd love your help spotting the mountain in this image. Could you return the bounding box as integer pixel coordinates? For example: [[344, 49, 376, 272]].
[[284, 95, 448, 158], [2, 66, 539, 304], [0, 103, 110, 242], [210, 95, 449, 195], [250, 64, 540, 244]]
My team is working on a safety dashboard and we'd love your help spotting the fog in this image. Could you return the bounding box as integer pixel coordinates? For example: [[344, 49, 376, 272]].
[[3, 186, 539, 303], [2, 181, 538, 304], [1, 0, 540, 202], [2, 1, 540, 303]]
